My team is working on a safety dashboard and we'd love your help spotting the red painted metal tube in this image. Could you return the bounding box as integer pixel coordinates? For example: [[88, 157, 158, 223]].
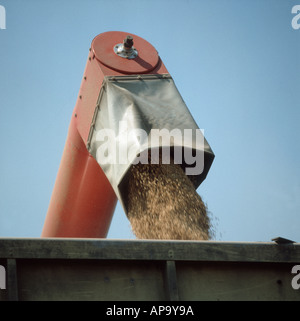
[[41, 114, 117, 237], [42, 31, 168, 238]]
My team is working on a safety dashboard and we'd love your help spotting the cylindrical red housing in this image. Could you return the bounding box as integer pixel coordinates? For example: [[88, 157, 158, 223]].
[[42, 31, 168, 238]]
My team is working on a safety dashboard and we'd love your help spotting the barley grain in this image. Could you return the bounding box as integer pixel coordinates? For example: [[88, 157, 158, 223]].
[[127, 157, 212, 240]]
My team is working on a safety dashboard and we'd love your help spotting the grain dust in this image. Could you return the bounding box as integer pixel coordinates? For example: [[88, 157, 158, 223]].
[[127, 156, 212, 240]]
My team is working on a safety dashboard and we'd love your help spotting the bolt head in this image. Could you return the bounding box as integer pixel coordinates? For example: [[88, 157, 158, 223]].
[[124, 35, 134, 48]]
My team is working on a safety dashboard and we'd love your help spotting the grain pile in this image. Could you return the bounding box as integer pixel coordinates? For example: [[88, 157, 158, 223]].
[[127, 155, 212, 240]]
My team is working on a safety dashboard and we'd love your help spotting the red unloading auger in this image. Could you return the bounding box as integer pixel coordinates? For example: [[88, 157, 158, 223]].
[[41, 31, 214, 238]]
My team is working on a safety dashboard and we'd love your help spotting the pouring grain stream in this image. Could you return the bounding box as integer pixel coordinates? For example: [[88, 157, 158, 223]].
[[127, 157, 212, 240]]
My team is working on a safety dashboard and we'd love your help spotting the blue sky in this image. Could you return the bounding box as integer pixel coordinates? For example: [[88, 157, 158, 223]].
[[0, 0, 299, 242]]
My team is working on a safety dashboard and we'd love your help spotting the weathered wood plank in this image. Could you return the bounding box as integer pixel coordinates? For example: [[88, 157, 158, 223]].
[[0, 238, 299, 263], [6, 259, 18, 301], [164, 260, 179, 301]]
